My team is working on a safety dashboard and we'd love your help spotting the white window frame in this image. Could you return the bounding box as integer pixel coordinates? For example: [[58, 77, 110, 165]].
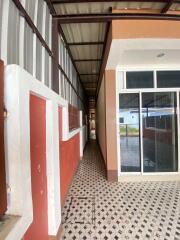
[[116, 66, 180, 177]]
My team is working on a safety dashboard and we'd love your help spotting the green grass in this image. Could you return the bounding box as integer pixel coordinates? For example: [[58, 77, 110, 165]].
[[120, 126, 139, 136]]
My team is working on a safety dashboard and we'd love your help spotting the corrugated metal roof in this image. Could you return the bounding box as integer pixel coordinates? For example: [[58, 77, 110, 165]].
[[54, 1, 165, 15], [76, 61, 101, 74], [52, 1, 180, 96], [171, 3, 180, 11], [70, 45, 103, 60], [61, 23, 106, 43], [80, 75, 99, 82]]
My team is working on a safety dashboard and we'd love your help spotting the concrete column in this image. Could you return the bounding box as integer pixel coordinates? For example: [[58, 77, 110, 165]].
[[105, 69, 118, 181]]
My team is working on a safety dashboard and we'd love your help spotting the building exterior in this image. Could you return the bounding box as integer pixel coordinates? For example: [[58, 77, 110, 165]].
[[1, 0, 180, 239], [97, 18, 180, 182]]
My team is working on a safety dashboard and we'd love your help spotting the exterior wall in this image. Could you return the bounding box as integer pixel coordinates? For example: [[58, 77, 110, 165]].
[[96, 75, 107, 165], [58, 106, 80, 205], [104, 19, 180, 181], [105, 70, 118, 181], [24, 95, 48, 240], [97, 19, 180, 182], [0, 0, 52, 86], [0, 0, 84, 110], [60, 133, 80, 205], [112, 20, 180, 40], [4, 65, 87, 240]]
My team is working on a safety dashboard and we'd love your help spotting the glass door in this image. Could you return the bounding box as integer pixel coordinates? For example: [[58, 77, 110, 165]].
[[142, 92, 178, 172], [119, 93, 141, 172], [119, 91, 178, 173]]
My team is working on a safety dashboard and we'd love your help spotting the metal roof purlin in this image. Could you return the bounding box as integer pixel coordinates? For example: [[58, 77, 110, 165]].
[[51, 0, 171, 4], [96, 22, 110, 99], [74, 59, 102, 62], [68, 41, 104, 46], [54, 12, 180, 23]]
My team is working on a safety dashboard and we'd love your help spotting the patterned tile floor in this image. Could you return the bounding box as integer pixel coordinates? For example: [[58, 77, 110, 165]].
[[61, 141, 180, 240]]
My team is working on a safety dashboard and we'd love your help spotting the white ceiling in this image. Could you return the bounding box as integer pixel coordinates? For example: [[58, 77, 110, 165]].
[[106, 39, 180, 69]]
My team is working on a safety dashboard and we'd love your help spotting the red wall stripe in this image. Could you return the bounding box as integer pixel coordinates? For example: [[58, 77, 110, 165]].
[[24, 95, 48, 240]]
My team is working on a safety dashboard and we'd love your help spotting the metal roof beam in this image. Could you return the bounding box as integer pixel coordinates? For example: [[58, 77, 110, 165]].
[[53, 12, 180, 23], [80, 73, 99, 76], [82, 81, 98, 83], [96, 22, 110, 98], [161, 0, 174, 13], [68, 41, 104, 46], [44, 0, 56, 14], [74, 59, 101, 62]]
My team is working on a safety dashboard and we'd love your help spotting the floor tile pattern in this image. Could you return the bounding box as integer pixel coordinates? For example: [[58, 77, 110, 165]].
[[61, 141, 180, 240]]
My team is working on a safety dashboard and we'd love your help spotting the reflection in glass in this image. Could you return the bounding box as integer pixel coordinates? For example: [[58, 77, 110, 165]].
[[157, 71, 180, 88], [126, 71, 154, 89], [119, 94, 140, 172], [142, 92, 178, 172]]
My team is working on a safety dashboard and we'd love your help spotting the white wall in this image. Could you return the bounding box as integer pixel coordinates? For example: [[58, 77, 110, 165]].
[[4, 65, 87, 239]]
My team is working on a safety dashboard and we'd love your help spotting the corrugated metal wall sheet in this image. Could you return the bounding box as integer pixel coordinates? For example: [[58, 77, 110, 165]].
[[37, 0, 44, 35], [25, 0, 36, 22], [24, 22, 34, 75], [0, 0, 84, 111], [44, 51, 50, 87], [1, 0, 52, 82], [36, 38, 42, 81], [45, 4, 50, 47], [7, 0, 20, 65], [58, 33, 84, 109]]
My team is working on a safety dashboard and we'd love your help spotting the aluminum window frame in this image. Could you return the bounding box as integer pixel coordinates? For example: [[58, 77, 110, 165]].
[[116, 67, 180, 176]]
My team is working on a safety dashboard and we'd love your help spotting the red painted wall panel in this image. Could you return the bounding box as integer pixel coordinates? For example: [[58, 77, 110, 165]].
[[58, 107, 80, 205], [24, 95, 48, 240]]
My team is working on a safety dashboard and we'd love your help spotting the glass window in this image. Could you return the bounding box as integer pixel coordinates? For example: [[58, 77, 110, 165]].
[[126, 71, 154, 89], [120, 117, 124, 123], [157, 71, 180, 88]]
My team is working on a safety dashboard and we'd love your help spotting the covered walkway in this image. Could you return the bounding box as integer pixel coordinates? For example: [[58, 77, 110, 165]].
[[61, 141, 180, 240]]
